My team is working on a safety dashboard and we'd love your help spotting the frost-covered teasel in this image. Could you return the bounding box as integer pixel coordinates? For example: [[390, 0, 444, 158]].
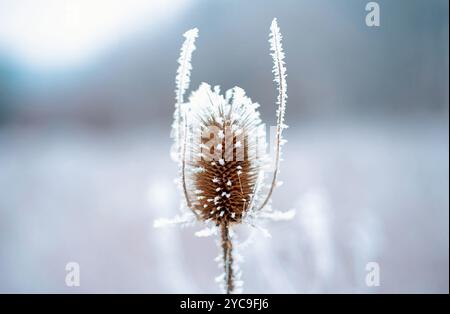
[[156, 18, 294, 294]]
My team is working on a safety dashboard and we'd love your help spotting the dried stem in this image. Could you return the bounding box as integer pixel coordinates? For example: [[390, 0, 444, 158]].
[[220, 223, 234, 294]]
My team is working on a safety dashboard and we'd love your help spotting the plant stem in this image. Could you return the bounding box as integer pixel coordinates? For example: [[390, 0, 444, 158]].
[[220, 223, 234, 294]]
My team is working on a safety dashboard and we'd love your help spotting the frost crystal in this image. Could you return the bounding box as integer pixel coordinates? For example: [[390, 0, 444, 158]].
[[153, 213, 196, 228], [172, 28, 199, 162], [259, 209, 296, 221], [195, 226, 218, 237]]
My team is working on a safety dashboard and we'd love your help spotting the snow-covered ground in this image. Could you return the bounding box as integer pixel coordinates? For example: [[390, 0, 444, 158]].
[[0, 118, 448, 293]]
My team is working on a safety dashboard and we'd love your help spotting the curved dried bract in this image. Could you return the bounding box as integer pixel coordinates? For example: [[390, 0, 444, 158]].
[[172, 28, 199, 212], [257, 18, 288, 211]]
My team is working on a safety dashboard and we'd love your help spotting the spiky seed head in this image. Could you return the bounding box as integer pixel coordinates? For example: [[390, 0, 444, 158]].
[[183, 83, 267, 225]]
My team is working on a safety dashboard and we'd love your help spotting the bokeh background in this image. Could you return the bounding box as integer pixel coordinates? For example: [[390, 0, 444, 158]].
[[0, 0, 448, 293]]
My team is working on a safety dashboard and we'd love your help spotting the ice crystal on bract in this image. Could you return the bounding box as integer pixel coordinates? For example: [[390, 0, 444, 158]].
[[155, 18, 294, 294]]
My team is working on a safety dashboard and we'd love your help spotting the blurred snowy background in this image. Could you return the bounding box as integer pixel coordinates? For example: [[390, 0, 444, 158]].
[[0, 0, 448, 293]]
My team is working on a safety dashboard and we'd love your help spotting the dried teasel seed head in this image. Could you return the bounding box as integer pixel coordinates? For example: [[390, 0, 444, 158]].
[[184, 84, 267, 226]]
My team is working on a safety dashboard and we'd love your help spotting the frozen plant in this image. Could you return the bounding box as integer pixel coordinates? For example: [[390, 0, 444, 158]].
[[155, 18, 294, 294]]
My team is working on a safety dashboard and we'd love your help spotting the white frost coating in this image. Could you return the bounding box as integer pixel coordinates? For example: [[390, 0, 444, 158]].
[[259, 209, 296, 221], [153, 213, 196, 228], [269, 17, 287, 146], [195, 226, 218, 237], [185, 83, 267, 185], [214, 228, 244, 294], [172, 27, 199, 161], [269, 18, 287, 130], [192, 166, 205, 173], [215, 273, 225, 283], [254, 224, 272, 238], [256, 18, 288, 211], [175, 28, 199, 105]]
